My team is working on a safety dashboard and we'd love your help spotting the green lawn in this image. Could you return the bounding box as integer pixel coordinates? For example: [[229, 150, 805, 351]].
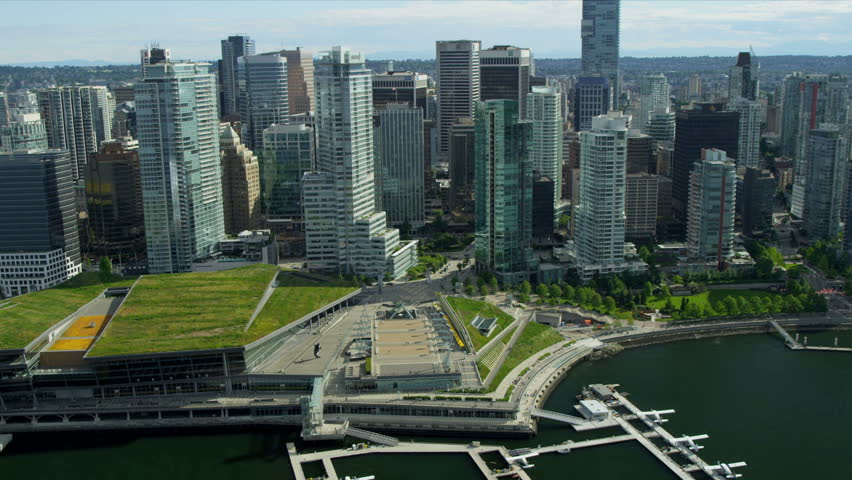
[[485, 322, 563, 391], [246, 272, 359, 341], [89, 265, 278, 356], [647, 289, 780, 310], [445, 296, 515, 351], [0, 273, 136, 351]]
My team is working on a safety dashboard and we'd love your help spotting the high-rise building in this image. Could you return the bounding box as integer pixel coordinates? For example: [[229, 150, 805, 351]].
[[574, 76, 610, 131], [277, 48, 314, 115], [646, 106, 675, 143], [238, 53, 289, 151], [0, 150, 81, 297], [532, 174, 555, 241], [741, 167, 775, 236], [112, 101, 136, 139], [729, 97, 762, 168], [575, 112, 645, 279], [37, 86, 115, 180], [262, 123, 314, 257], [638, 73, 669, 133], [672, 103, 739, 222], [0, 113, 48, 152], [436, 40, 481, 155], [627, 131, 655, 174], [480, 45, 532, 117], [301, 47, 417, 279], [581, 0, 620, 106], [448, 117, 476, 213], [803, 126, 848, 240], [372, 71, 429, 117], [220, 124, 261, 234], [781, 73, 848, 217], [135, 61, 224, 274], [728, 50, 759, 101], [474, 100, 534, 283], [687, 74, 702, 101], [626, 172, 659, 241], [140, 46, 170, 78], [374, 104, 425, 227], [220, 35, 255, 117], [686, 149, 736, 264], [0, 92, 9, 126], [527, 86, 563, 208], [85, 139, 145, 257]]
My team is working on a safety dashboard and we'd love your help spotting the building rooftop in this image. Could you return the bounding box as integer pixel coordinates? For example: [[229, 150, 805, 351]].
[[84, 266, 359, 357]]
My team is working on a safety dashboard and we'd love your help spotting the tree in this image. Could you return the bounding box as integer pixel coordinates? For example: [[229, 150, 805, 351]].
[[603, 296, 617, 311], [480, 285, 489, 297], [519, 281, 532, 295], [558, 214, 570, 229], [549, 284, 563, 298], [563, 285, 575, 302], [589, 292, 602, 307], [384, 272, 392, 282], [643, 281, 654, 299], [755, 255, 775, 278], [685, 302, 702, 318], [489, 276, 499, 292], [663, 298, 675, 314], [672, 275, 684, 284], [464, 284, 476, 296], [536, 283, 549, 298], [723, 296, 740, 316], [659, 285, 672, 299], [638, 246, 652, 263], [99, 257, 113, 282]]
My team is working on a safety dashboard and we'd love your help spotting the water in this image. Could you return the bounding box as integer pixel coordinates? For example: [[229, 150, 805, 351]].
[[2, 330, 851, 479]]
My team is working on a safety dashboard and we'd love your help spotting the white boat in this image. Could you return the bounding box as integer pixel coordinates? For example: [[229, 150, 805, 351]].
[[557, 448, 572, 454], [343, 476, 376, 480]]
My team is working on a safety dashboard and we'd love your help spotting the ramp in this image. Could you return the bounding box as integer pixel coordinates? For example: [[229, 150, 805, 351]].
[[344, 427, 400, 446], [531, 408, 588, 426]]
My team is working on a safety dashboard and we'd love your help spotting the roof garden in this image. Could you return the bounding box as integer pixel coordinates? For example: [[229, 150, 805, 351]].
[[444, 296, 515, 351], [87, 266, 359, 357], [0, 273, 136, 352]]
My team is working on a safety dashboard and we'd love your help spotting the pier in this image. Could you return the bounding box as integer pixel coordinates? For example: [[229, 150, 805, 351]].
[[284, 383, 746, 480], [770, 320, 852, 352]]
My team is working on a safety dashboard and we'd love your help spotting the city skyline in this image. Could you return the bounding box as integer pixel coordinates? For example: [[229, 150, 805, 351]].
[[1, 1, 851, 65]]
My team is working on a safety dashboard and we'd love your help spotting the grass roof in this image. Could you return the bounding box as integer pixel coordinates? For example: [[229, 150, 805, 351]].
[[87, 266, 359, 357], [0, 273, 135, 351], [444, 296, 515, 351]]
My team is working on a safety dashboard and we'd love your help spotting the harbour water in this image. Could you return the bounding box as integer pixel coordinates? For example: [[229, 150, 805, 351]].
[[2, 330, 850, 479]]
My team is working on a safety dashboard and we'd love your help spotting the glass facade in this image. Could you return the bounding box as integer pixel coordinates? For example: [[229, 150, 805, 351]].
[[474, 100, 534, 283]]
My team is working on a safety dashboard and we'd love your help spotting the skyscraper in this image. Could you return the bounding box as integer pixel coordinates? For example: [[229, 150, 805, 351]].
[[574, 76, 610, 131], [480, 45, 532, 117], [135, 61, 224, 274], [238, 53, 289, 151], [220, 124, 261, 234], [436, 40, 481, 155], [627, 131, 655, 174], [85, 139, 145, 257], [575, 112, 644, 279], [374, 104, 425, 227], [687, 74, 702, 101], [581, 0, 620, 107], [474, 100, 534, 283], [672, 103, 739, 222], [527, 86, 563, 208], [687, 149, 736, 265], [0, 150, 81, 297], [729, 97, 762, 168], [37, 86, 115, 180], [0, 113, 48, 152], [448, 117, 476, 213], [262, 123, 314, 257], [220, 35, 255, 117], [728, 50, 760, 101], [301, 47, 417, 278], [626, 172, 660, 241], [372, 71, 429, 117], [741, 167, 775, 237], [277, 48, 315, 115], [140, 46, 170, 78], [638, 73, 669, 133], [803, 126, 848, 240], [646, 106, 675, 143]]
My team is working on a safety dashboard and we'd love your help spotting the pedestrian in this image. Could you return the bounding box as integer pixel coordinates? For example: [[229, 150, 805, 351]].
[[314, 343, 321, 358]]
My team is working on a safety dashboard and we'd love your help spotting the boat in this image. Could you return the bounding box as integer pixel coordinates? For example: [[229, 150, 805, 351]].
[[343, 476, 376, 480], [557, 448, 572, 454]]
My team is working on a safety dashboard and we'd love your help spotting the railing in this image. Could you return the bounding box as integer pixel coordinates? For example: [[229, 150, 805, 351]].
[[344, 426, 400, 446], [530, 407, 587, 425]]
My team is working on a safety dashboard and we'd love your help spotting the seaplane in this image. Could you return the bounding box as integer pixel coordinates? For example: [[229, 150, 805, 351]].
[[505, 449, 539, 469], [637, 409, 675, 424], [669, 434, 709, 451], [705, 461, 747, 478], [342, 476, 376, 480]]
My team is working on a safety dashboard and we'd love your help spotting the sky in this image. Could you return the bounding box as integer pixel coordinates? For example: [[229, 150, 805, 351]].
[[1, 0, 851, 64]]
